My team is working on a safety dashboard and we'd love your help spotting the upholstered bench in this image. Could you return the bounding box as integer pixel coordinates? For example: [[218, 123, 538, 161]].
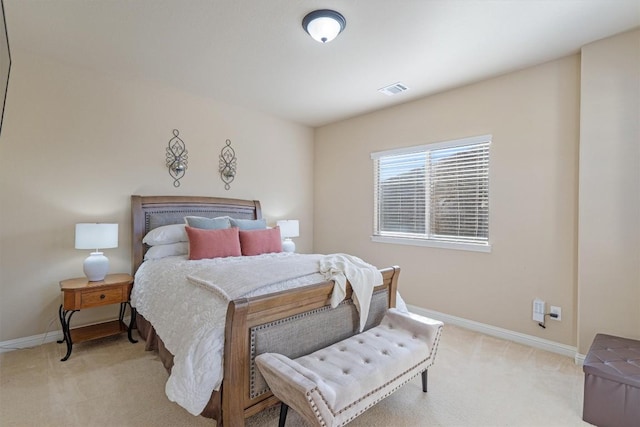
[[583, 334, 640, 427], [256, 308, 443, 427]]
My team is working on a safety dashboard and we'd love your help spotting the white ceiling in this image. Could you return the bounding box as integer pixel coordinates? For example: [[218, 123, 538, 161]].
[[5, 0, 640, 127]]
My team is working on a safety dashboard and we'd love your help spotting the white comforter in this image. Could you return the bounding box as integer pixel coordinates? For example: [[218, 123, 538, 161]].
[[130, 252, 387, 416]]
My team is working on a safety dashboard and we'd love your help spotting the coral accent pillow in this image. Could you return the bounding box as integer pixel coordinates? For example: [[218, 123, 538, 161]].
[[239, 227, 283, 256], [185, 226, 241, 260]]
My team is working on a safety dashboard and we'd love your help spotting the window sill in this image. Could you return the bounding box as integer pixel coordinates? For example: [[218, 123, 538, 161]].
[[371, 235, 491, 253]]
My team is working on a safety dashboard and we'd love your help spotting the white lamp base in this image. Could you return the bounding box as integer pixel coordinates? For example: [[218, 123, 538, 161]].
[[282, 238, 296, 253], [83, 252, 109, 281]]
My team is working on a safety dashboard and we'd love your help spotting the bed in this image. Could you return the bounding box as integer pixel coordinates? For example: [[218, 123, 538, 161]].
[[130, 195, 400, 427]]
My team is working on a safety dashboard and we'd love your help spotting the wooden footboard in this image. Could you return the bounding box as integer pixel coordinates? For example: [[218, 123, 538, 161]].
[[219, 266, 400, 427]]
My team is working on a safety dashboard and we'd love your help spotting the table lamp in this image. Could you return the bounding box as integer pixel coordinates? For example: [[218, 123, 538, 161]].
[[75, 223, 118, 281], [277, 220, 299, 253]]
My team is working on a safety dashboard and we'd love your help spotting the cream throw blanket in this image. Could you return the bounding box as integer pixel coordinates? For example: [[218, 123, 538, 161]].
[[319, 253, 383, 332], [188, 253, 382, 332], [187, 254, 323, 301]]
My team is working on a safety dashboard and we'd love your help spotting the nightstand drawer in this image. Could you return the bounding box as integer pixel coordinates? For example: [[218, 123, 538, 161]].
[[80, 288, 124, 308]]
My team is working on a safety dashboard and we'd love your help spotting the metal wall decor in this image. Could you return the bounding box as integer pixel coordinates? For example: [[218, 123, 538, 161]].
[[219, 139, 236, 190], [166, 129, 188, 187], [0, 0, 12, 138]]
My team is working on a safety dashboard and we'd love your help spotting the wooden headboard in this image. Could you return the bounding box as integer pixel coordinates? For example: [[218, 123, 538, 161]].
[[131, 195, 262, 274]]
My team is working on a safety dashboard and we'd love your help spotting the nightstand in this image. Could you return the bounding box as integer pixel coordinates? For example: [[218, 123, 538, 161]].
[[58, 273, 137, 361]]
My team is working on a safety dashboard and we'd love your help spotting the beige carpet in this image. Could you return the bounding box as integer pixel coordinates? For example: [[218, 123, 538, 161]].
[[0, 324, 590, 426]]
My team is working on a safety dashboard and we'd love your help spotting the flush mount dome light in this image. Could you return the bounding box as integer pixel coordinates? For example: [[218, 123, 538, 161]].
[[302, 9, 346, 43]]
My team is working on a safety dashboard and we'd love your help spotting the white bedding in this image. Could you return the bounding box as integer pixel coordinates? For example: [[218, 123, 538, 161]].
[[131, 252, 388, 415]]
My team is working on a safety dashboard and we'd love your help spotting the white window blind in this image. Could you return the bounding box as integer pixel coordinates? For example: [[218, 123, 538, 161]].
[[372, 135, 490, 250]]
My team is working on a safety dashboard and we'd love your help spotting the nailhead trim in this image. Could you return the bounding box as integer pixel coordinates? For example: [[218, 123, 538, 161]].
[[248, 300, 356, 398], [143, 208, 254, 234], [300, 323, 444, 426], [248, 295, 392, 399]]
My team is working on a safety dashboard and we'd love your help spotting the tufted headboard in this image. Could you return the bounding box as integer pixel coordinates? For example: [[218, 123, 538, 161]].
[[131, 195, 262, 274]]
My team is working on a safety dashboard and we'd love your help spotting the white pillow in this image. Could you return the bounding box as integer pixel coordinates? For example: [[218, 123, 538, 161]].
[[143, 224, 188, 246], [144, 242, 188, 260]]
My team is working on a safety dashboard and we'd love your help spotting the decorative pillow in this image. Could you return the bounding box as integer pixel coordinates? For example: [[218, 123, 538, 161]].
[[144, 242, 188, 260], [143, 224, 188, 246], [184, 216, 231, 230], [185, 226, 241, 260], [239, 227, 283, 256], [230, 218, 267, 230]]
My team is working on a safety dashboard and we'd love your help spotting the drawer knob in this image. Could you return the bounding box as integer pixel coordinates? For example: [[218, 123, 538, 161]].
[[100, 294, 106, 300]]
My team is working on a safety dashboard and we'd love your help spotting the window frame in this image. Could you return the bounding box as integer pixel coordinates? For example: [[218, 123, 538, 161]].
[[371, 134, 491, 253]]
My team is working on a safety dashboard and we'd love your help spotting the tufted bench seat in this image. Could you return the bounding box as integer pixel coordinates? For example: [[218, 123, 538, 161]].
[[256, 308, 443, 427], [583, 334, 640, 427]]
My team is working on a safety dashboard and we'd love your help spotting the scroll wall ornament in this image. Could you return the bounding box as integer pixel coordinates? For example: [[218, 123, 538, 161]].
[[166, 129, 188, 187], [219, 139, 237, 190]]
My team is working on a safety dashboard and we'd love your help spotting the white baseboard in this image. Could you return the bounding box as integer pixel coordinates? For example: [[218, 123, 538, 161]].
[[5, 310, 584, 366], [408, 305, 582, 364], [0, 330, 64, 353], [0, 316, 132, 354]]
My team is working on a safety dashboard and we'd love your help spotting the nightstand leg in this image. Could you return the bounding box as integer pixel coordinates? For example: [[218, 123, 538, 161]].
[[57, 305, 77, 362], [56, 304, 65, 344], [120, 302, 138, 344], [127, 306, 138, 343], [119, 302, 126, 321]]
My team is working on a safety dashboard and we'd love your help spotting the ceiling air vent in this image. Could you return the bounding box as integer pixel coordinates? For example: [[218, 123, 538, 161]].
[[378, 82, 409, 96]]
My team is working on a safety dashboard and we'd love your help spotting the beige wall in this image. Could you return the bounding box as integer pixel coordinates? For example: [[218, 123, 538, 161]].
[[577, 30, 640, 354], [0, 51, 314, 342], [314, 56, 581, 346], [2, 32, 637, 354], [0, 4, 8, 135]]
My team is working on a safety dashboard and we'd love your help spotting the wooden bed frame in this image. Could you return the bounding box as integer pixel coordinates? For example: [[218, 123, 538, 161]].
[[130, 195, 400, 427]]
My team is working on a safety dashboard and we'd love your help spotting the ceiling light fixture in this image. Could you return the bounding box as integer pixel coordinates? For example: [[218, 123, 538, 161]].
[[302, 9, 346, 43]]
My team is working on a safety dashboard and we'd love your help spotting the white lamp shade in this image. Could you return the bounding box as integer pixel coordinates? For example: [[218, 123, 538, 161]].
[[277, 220, 299, 239], [75, 223, 118, 250], [75, 223, 118, 281]]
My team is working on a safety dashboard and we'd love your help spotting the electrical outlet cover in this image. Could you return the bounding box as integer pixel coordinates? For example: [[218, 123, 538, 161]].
[[533, 298, 545, 322], [550, 305, 562, 321]]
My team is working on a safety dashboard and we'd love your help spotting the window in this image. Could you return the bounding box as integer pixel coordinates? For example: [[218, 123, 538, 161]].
[[371, 135, 491, 252]]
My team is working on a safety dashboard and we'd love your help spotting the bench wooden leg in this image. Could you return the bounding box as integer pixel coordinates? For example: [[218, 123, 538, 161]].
[[278, 402, 289, 427], [422, 370, 428, 392]]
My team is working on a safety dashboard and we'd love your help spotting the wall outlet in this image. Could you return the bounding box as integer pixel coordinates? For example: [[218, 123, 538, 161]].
[[532, 298, 545, 322], [550, 305, 562, 321]]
